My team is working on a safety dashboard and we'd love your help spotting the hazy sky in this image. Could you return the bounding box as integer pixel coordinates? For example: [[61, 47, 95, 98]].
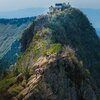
[[0, 0, 100, 12]]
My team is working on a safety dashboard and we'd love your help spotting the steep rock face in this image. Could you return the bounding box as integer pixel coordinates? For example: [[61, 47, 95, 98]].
[[21, 15, 49, 52], [15, 53, 96, 100], [21, 8, 100, 88], [22, 8, 100, 69], [0, 50, 97, 100], [0, 17, 35, 69], [0, 8, 99, 100]]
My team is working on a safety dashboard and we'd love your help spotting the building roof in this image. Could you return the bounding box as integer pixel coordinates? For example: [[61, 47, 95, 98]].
[[55, 3, 63, 6]]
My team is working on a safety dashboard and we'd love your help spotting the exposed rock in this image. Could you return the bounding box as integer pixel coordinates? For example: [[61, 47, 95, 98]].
[[16, 73, 24, 83], [15, 53, 96, 100], [0, 7, 99, 100], [0, 17, 34, 70]]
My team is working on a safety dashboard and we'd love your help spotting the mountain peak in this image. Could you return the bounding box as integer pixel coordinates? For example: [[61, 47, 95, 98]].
[[0, 7, 100, 100]]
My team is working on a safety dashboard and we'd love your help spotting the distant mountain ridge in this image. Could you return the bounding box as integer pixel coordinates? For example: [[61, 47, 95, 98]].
[[0, 8, 47, 18], [0, 17, 34, 27], [0, 7, 100, 37]]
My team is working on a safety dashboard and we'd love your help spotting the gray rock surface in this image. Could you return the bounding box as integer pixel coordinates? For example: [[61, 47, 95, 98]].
[[0, 18, 34, 69]]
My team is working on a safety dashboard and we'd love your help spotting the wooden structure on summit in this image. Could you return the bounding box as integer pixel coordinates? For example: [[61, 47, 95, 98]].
[[49, 2, 71, 14]]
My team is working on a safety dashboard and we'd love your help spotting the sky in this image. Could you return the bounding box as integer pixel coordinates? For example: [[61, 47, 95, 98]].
[[0, 0, 100, 12]]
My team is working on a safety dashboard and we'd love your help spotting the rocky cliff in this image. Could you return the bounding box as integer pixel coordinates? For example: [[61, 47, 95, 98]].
[[0, 50, 97, 100], [0, 17, 35, 71], [0, 7, 100, 100]]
